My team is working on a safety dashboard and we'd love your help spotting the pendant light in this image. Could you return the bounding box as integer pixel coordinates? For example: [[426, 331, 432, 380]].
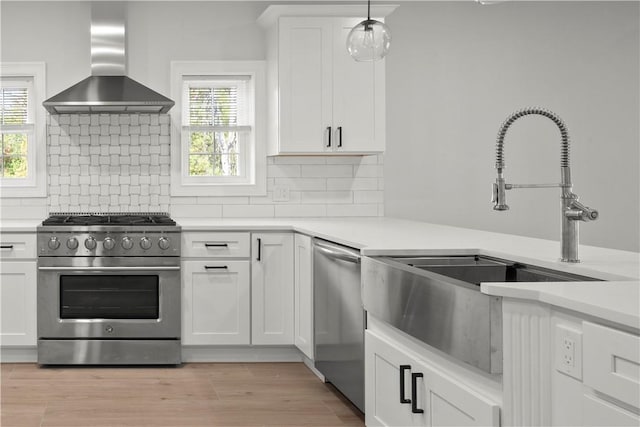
[[346, 0, 391, 62]]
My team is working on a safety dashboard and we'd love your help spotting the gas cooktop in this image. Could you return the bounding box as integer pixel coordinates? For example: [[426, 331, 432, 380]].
[[37, 212, 180, 257], [42, 212, 176, 226]]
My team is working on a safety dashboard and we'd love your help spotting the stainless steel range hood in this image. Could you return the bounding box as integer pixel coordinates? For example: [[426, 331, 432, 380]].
[[43, 2, 174, 114]]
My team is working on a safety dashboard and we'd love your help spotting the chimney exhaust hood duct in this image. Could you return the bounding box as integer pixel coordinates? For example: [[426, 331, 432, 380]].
[[43, 2, 174, 114]]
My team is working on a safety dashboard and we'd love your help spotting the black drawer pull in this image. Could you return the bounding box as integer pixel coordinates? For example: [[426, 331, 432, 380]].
[[337, 126, 343, 147], [204, 265, 228, 270], [399, 365, 411, 404], [411, 372, 424, 414], [326, 126, 332, 148], [0, 245, 14, 250], [256, 238, 262, 261], [205, 243, 228, 247]]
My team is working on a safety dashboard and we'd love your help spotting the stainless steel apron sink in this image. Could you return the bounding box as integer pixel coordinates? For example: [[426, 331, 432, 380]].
[[362, 255, 602, 374]]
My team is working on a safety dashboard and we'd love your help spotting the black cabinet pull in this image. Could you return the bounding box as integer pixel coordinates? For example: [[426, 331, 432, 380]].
[[256, 238, 262, 261], [0, 245, 14, 250], [411, 372, 424, 414], [337, 126, 343, 147], [326, 126, 332, 148], [204, 265, 228, 270], [399, 365, 411, 404], [205, 243, 228, 247]]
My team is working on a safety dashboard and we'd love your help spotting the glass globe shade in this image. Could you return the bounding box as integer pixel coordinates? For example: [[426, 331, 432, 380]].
[[346, 19, 391, 62]]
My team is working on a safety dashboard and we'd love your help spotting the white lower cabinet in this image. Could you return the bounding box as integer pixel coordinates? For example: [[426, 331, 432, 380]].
[[0, 261, 37, 346], [366, 329, 501, 427], [294, 233, 313, 359], [182, 260, 251, 345], [251, 233, 294, 345]]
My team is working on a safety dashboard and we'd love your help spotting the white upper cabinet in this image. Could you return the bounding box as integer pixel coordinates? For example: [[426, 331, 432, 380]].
[[259, 6, 393, 156]]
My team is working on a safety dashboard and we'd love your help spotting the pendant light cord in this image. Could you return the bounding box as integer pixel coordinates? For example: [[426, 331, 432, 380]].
[[367, 0, 371, 20]]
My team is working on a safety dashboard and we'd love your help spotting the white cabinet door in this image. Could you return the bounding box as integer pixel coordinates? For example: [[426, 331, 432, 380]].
[[420, 361, 501, 427], [278, 17, 333, 154], [366, 330, 424, 427], [182, 260, 250, 345], [332, 18, 385, 154], [0, 261, 37, 346], [366, 329, 501, 427], [294, 234, 313, 359], [251, 233, 294, 345]]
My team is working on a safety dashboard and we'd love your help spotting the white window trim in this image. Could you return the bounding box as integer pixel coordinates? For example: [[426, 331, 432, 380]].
[[170, 60, 267, 197], [0, 62, 46, 198]]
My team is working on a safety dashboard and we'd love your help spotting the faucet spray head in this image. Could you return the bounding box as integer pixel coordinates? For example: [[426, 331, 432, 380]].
[[492, 177, 509, 211]]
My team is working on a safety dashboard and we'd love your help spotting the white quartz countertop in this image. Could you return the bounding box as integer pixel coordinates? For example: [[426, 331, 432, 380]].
[[481, 281, 640, 331], [175, 216, 638, 279], [3, 215, 638, 327], [0, 219, 42, 232]]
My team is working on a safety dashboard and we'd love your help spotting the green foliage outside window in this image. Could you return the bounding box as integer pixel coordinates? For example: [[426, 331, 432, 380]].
[[188, 85, 240, 177], [1, 133, 28, 178], [1, 86, 29, 178]]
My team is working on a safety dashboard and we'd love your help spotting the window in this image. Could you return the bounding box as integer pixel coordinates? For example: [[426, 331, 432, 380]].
[[171, 61, 266, 197], [0, 63, 46, 197]]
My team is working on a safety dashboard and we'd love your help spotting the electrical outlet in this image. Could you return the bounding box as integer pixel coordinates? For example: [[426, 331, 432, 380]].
[[555, 325, 583, 380], [273, 186, 290, 202]]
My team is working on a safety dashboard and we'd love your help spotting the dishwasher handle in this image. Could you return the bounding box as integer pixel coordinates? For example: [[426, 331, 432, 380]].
[[315, 241, 361, 264]]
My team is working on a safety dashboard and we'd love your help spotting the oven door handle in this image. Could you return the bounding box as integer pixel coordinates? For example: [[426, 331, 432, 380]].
[[37, 266, 181, 271]]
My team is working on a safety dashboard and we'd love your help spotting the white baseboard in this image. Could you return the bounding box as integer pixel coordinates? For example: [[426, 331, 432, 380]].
[[1, 347, 37, 363], [182, 345, 304, 363]]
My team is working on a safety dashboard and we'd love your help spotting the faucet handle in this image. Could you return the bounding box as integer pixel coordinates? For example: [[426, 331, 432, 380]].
[[565, 199, 598, 221], [492, 179, 509, 211]]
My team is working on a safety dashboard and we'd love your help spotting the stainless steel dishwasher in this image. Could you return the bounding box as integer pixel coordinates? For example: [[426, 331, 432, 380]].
[[313, 239, 364, 412]]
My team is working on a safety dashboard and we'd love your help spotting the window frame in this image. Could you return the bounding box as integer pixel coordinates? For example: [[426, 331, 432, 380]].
[[170, 61, 266, 197], [0, 62, 46, 198]]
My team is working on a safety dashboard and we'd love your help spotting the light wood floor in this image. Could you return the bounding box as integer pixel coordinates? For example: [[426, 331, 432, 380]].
[[0, 362, 364, 427]]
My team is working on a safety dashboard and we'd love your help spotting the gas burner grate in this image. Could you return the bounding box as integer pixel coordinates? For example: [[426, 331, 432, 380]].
[[43, 212, 176, 226]]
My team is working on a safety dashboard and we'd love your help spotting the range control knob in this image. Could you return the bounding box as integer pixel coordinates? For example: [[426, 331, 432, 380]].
[[66, 237, 79, 250], [140, 236, 152, 250], [84, 236, 97, 250], [121, 236, 134, 250], [48, 236, 61, 250], [103, 237, 116, 250], [158, 237, 171, 250]]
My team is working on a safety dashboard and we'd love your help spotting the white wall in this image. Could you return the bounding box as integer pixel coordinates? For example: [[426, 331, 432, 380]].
[[385, 1, 639, 252]]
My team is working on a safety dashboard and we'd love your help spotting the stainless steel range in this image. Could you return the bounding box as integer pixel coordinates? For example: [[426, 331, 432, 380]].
[[37, 212, 181, 365]]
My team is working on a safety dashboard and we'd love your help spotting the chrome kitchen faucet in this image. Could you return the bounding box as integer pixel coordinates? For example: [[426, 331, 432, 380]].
[[491, 107, 598, 263]]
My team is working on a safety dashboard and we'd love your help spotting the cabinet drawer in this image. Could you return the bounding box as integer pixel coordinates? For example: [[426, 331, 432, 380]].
[[582, 394, 640, 427], [0, 233, 37, 259], [182, 232, 250, 258], [583, 321, 640, 408]]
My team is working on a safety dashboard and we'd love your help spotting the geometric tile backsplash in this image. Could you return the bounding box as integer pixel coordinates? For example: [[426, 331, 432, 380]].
[[47, 114, 171, 213]]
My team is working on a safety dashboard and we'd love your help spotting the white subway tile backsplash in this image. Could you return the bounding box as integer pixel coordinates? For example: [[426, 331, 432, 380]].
[[354, 164, 383, 178], [300, 164, 353, 178], [267, 164, 301, 178], [274, 177, 327, 191], [300, 191, 352, 204], [171, 204, 222, 218], [223, 205, 275, 218], [327, 177, 378, 191], [273, 156, 327, 165], [275, 204, 327, 217]]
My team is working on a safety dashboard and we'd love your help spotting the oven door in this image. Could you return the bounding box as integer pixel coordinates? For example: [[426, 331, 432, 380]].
[[37, 257, 180, 339]]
